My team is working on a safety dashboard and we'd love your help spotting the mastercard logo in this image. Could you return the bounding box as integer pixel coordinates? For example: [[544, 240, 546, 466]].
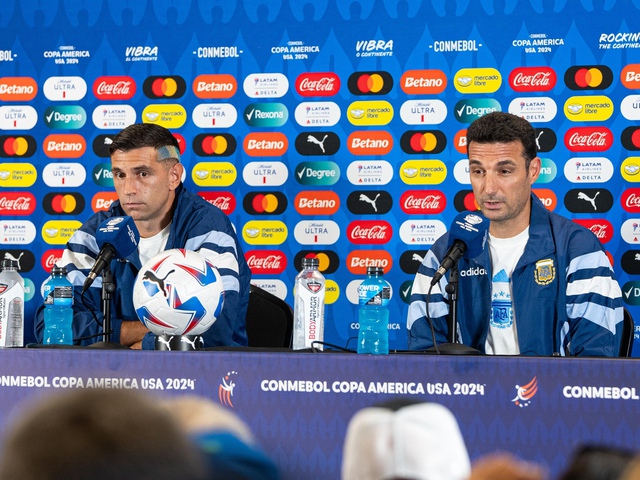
[[243, 192, 287, 215], [0, 135, 37, 158], [294, 250, 340, 274], [564, 65, 613, 90], [43, 192, 85, 215], [142, 76, 187, 99], [192, 133, 237, 157], [347, 71, 393, 95], [400, 130, 446, 154]]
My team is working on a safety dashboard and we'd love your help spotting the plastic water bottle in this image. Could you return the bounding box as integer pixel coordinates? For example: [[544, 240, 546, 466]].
[[357, 266, 391, 354], [292, 257, 325, 350], [43, 266, 74, 345], [0, 259, 24, 347]]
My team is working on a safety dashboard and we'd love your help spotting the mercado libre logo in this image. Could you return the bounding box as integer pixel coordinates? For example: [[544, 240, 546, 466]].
[[511, 376, 538, 407], [218, 371, 238, 408]]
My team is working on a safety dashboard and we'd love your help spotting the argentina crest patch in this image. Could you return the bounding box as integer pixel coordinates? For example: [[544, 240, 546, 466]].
[[534, 258, 555, 285]]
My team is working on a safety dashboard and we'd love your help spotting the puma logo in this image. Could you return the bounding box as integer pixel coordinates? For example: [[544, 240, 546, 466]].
[[359, 193, 381, 212], [307, 134, 328, 153], [142, 269, 175, 297], [157, 335, 173, 350]]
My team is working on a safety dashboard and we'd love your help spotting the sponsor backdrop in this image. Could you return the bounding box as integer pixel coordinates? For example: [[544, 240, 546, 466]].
[[1, 1, 640, 350]]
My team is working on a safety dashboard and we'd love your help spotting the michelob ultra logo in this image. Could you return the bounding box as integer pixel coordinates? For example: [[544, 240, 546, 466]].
[[192, 162, 237, 187], [0, 163, 37, 187], [243, 132, 288, 157], [44, 105, 86, 129], [43, 134, 86, 158], [192, 133, 237, 157], [41, 220, 82, 245], [192, 104, 238, 128], [347, 100, 393, 125], [0, 105, 38, 130], [242, 220, 288, 245], [142, 76, 187, 99], [293, 220, 340, 245], [454, 99, 501, 123], [142, 104, 186, 128], [622, 158, 640, 182], [400, 160, 447, 185], [43, 76, 87, 101], [564, 95, 613, 121], [400, 69, 447, 95], [242, 162, 288, 187], [0, 77, 37, 101], [42, 163, 86, 187], [295, 161, 340, 186], [244, 103, 288, 127], [0, 135, 37, 158], [454, 68, 501, 93], [192, 74, 237, 99], [621, 95, 640, 121], [400, 99, 448, 125]]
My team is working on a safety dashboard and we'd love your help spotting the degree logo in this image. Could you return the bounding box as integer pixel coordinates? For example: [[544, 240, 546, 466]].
[[192, 162, 237, 187], [92, 192, 119, 212], [0, 163, 37, 187], [294, 250, 339, 275], [43, 192, 85, 215], [0, 135, 36, 158], [192, 133, 237, 157], [142, 76, 187, 99], [243, 191, 287, 215], [400, 130, 446, 154], [43, 134, 86, 158], [564, 65, 613, 90], [453, 98, 501, 123], [243, 132, 288, 157], [347, 71, 393, 95], [192, 74, 237, 99], [295, 161, 340, 186], [294, 190, 340, 215], [43, 105, 87, 129], [295, 132, 340, 156], [400, 69, 447, 95], [347, 130, 393, 156], [346, 250, 392, 275], [621, 127, 640, 151], [0, 77, 38, 101], [41, 220, 82, 245]]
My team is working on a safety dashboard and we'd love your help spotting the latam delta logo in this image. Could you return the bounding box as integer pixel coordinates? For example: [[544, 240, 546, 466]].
[[218, 371, 238, 408], [512, 376, 538, 408]]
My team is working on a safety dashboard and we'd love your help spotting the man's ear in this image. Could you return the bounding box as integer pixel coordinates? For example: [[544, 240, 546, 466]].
[[169, 162, 184, 190], [528, 156, 541, 185]]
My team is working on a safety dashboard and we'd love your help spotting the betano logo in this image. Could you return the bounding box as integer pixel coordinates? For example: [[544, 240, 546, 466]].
[[347, 100, 393, 126], [454, 68, 501, 93], [243, 191, 287, 215], [192, 74, 237, 99], [0, 135, 36, 158], [0, 77, 37, 101], [621, 64, 640, 90], [453, 129, 467, 154], [0, 163, 37, 187], [192, 133, 237, 157], [621, 158, 640, 182], [43, 134, 86, 158], [192, 162, 237, 187], [92, 192, 118, 212], [244, 103, 288, 127], [400, 69, 446, 95], [564, 95, 613, 121], [347, 130, 393, 155], [294, 190, 340, 215], [41, 220, 82, 245], [346, 250, 392, 275], [242, 220, 287, 245], [400, 160, 447, 185], [43, 76, 87, 101], [400, 130, 446, 154], [44, 105, 86, 129], [43, 192, 85, 215], [347, 71, 393, 95], [533, 188, 557, 211], [564, 65, 613, 90], [243, 132, 288, 157], [295, 161, 340, 186], [142, 104, 186, 128], [142, 76, 186, 99]]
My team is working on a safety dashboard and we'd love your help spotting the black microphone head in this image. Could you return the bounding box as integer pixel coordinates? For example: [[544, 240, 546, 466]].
[[95, 216, 140, 258], [446, 211, 489, 259]]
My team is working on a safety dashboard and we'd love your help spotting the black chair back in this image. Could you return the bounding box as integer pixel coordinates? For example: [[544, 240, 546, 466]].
[[245, 284, 293, 348]]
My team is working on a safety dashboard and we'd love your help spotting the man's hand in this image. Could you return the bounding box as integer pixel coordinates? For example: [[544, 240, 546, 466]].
[[120, 321, 149, 349]]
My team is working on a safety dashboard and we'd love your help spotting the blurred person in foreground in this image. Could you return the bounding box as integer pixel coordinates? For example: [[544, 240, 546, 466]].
[[407, 112, 623, 356], [557, 444, 635, 480], [34, 123, 250, 349]]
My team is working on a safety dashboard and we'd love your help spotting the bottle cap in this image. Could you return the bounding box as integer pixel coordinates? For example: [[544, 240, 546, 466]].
[[51, 265, 68, 276], [366, 266, 383, 276], [1, 259, 18, 270], [301, 257, 319, 269]]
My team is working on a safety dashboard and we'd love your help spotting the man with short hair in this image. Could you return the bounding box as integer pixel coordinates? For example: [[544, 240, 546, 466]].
[[407, 112, 623, 356], [35, 123, 250, 349]]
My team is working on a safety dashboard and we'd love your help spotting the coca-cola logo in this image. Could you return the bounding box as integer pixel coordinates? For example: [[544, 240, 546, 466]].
[[622, 189, 640, 212], [509, 67, 556, 92], [244, 250, 287, 274], [400, 190, 446, 214], [573, 219, 613, 243], [295, 72, 340, 97], [41, 249, 64, 272], [347, 221, 393, 245], [564, 127, 613, 152], [0, 193, 35, 215], [93, 76, 136, 100], [198, 192, 236, 214]]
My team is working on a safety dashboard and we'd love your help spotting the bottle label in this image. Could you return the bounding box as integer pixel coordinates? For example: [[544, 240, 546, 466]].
[[0, 282, 24, 347], [358, 283, 391, 306], [44, 285, 73, 307], [295, 279, 325, 349]]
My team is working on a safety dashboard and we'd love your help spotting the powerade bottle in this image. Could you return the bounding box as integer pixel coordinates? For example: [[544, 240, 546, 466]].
[[43, 266, 74, 345], [357, 266, 391, 355], [0, 259, 25, 347], [292, 257, 325, 350]]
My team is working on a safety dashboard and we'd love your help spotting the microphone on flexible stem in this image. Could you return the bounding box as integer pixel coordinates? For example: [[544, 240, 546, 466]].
[[428, 212, 489, 355]]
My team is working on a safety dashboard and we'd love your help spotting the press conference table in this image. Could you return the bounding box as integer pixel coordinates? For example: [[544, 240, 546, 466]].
[[1, 347, 639, 479]]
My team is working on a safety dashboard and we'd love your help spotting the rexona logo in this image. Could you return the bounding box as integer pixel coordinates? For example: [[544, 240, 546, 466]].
[[573, 219, 613, 243], [92, 134, 117, 157], [294, 101, 341, 127], [399, 219, 447, 245], [243, 191, 288, 215], [621, 64, 640, 90], [0, 192, 36, 215], [454, 68, 501, 93], [295, 190, 340, 216], [192, 162, 237, 187], [621, 94, 640, 121], [0, 163, 37, 187], [622, 158, 640, 182], [93, 76, 136, 100], [295, 72, 340, 97], [142, 104, 186, 128], [242, 162, 288, 187], [293, 220, 340, 245], [535, 128, 557, 152], [242, 220, 288, 245], [348, 220, 392, 245], [346, 250, 392, 275], [192, 104, 237, 128], [563, 157, 613, 183], [621, 127, 640, 151], [142, 76, 186, 99], [508, 67, 556, 92], [295, 131, 340, 156], [91, 105, 136, 130], [0, 221, 36, 245], [400, 250, 431, 275], [192, 74, 237, 99], [508, 97, 557, 123], [621, 219, 640, 244], [198, 192, 236, 214], [400, 130, 446, 154], [400, 99, 447, 125], [43, 76, 87, 101], [347, 131, 393, 155], [346, 161, 393, 185], [536, 158, 558, 183], [0, 106, 38, 130], [400, 69, 446, 95], [243, 132, 288, 157], [244, 103, 288, 127], [564, 66, 613, 90], [92, 192, 119, 212], [347, 71, 393, 95], [347, 100, 393, 126], [294, 251, 340, 275], [43, 192, 85, 215], [41, 220, 82, 245], [400, 190, 446, 214], [621, 188, 640, 213], [0, 249, 35, 272], [192, 134, 236, 157], [44, 105, 86, 129], [295, 161, 340, 186], [533, 188, 558, 211], [564, 188, 613, 213], [43, 134, 86, 158], [245, 250, 287, 275], [564, 95, 613, 122], [453, 99, 501, 123], [0, 135, 37, 158], [346, 190, 392, 215], [564, 127, 612, 152], [92, 163, 114, 187], [400, 160, 447, 185], [243, 73, 289, 98], [0, 77, 38, 101]]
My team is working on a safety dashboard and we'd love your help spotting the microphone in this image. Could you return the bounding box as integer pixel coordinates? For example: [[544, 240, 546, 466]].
[[430, 212, 489, 286], [82, 216, 140, 293]]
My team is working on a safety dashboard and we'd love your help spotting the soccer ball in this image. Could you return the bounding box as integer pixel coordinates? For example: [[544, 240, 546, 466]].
[[133, 248, 225, 336]]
